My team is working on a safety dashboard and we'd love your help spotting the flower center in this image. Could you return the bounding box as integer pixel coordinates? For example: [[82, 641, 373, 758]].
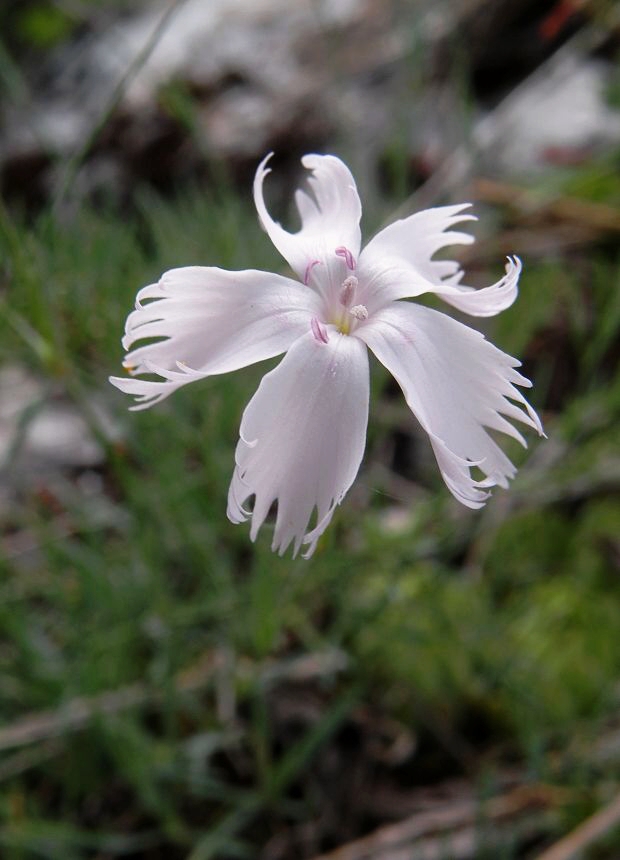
[[310, 248, 369, 341], [332, 272, 368, 334]]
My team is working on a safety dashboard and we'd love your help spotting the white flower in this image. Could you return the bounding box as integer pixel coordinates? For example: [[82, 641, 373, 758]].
[[110, 153, 544, 558]]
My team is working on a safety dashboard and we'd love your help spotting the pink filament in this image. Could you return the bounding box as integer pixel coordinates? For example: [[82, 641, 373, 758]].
[[311, 317, 329, 344], [304, 259, 321, 285], [335, 246, 356, 270]]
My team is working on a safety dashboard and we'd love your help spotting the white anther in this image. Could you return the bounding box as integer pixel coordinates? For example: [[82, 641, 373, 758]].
[[349, 304, 369, 320]]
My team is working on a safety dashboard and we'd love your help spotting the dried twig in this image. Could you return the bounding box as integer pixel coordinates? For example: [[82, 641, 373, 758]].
[[472, 177, 620, 235], [0, 649, 348, 753], [535, 792, 620, 860], [309, 786, 554, 860]]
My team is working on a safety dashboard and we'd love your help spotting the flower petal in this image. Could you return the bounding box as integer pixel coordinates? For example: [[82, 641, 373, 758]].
[[429, 256, 522, 317], [357, 301, 543, 507], [110, 267, 320, 410], [253, 153, 362, 284], [227, 329, 369, 558], [357, 204, 476, 311]]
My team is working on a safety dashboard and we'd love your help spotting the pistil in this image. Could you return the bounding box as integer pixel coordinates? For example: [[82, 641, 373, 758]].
[[331, 274, 368, 333], [339, 275, 358, 308]]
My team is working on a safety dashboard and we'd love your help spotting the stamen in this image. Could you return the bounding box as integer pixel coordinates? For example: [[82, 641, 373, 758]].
[[349, 304, 369, 321], [335, 246, 356, 270], [339, 275, 358, 307], [311, 317, 329, 344], [304, 259, 321, 286]]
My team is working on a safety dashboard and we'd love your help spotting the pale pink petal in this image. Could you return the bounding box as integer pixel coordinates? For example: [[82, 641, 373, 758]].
[[253, 153, 362, 284], [227, 330, 369, 558], [430, 256, 522, 317], [357, 302, 543, 507], [357, 204, 476, 311], [359, 209, 521, 318], [108, 375, 186, 411], [110, 267, 320, 410]]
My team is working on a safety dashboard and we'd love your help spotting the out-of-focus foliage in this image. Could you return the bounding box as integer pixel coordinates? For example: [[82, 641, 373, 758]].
[[0, 0, 136, 51]]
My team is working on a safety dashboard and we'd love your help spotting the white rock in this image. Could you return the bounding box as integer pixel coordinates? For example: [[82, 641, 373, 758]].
[[0, 366, 119, 471], [474, 54, 620, 174]]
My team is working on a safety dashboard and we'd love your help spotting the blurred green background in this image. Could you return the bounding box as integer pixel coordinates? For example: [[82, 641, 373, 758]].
[[1, 1, 620, 858]]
